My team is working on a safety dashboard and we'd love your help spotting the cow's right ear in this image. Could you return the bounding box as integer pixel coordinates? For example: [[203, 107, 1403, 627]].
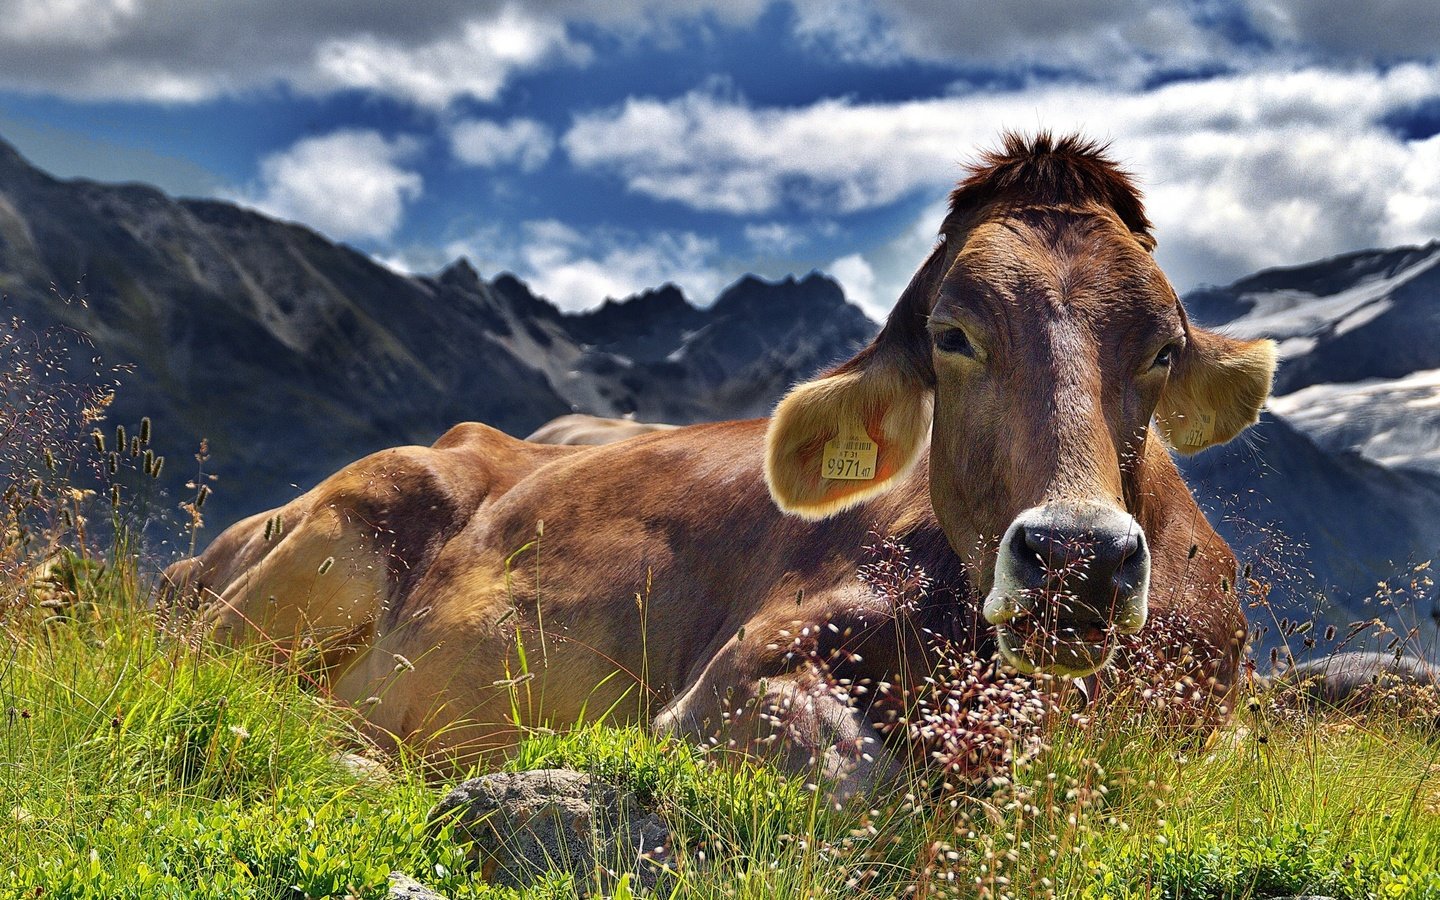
[[765, 242, 947, 520], [765, 359, 933, 520]]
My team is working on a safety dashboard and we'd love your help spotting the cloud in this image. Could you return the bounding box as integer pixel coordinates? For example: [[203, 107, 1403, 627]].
[[564, 88, 969, 214], [307, 10, 586, 108], [826, 253, 882, 320], [743, 222, 816, 254], [4, 2, 1436, 108], [566, 64, 1440, 290], [1244, 0, 1440, 60], [788, 0, 1235, 77], [448, 117, 555, 171], [235, 130, 423, 243], [0, 2, 584, 107], [440, 220, 734, 311]]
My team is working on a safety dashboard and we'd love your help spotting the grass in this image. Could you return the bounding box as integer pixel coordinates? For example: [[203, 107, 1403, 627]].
[[2, 542, 1440, 899]]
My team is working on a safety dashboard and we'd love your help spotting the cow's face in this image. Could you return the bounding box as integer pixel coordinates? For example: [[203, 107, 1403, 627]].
[[765, 154, 1275, 678], [925, 210, 1257, 675]]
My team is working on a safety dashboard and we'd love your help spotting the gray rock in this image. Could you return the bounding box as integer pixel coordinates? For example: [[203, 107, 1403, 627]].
[[1277, 650, 1440, 714], [331, 750, 391, 783], [429, 769, 673, 894], [388, 872, 448, 899]]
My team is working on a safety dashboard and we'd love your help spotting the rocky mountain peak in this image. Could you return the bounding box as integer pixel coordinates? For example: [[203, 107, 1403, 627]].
[[437, 257, 483, 291]]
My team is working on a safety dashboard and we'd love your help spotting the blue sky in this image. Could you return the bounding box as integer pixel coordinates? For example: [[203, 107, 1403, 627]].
[[1, 1, 1438, 319]]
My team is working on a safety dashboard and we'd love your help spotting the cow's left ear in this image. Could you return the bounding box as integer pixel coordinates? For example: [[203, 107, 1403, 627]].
[[765, 242, 947, 520], [1156, 327, 1277, 454]]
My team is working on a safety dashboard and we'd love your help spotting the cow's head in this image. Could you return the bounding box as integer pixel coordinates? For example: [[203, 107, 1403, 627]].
[[765, 134, 1275, 677]]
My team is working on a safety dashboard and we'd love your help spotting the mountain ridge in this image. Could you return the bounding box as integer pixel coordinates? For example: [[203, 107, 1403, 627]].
[[0, 135, 877, 529], [0, 134, 1434, 645]]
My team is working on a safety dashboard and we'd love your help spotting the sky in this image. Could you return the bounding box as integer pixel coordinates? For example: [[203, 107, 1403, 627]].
[[1, 1, 1438, 321]]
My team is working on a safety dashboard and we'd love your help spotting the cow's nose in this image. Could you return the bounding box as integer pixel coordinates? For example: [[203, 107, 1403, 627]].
[[1018, 516, 1147, 604], [985, 501, 1150, 636]]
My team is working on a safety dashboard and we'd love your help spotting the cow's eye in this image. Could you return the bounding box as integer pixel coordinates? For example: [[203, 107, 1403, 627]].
[[1152, 343, 1180, 370], [933, 326, 975, 357]]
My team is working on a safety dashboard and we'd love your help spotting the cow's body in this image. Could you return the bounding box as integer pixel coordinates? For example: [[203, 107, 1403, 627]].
[[167, 134, 1274, 795], [525, 413, 678, 446]]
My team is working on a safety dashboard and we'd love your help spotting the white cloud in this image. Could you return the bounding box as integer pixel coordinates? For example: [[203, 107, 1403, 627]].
[[443, 220, 735, 311], [0, 3, 584, 107], [566, 64, 1440, 290], [307, 10, 586, 108], [827, 253, 882, 320], [743, 222, 814, 254], [448, 117, 555, 171], [564, 89, 969, 214], [235, 130, 424, 243]]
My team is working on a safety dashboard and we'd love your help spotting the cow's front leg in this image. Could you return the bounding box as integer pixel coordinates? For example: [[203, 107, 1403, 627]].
[[654, 644, 901, 802]]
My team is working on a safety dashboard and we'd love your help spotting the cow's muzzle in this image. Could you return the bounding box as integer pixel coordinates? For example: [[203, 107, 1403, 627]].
[[983, 501, 1150, 676]]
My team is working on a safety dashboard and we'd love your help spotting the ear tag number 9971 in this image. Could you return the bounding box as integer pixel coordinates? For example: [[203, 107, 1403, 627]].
[[821, 422, 878, 480]]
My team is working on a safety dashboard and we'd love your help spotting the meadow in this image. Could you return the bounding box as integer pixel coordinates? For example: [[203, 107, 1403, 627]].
[[3, 320, 1439, 899]]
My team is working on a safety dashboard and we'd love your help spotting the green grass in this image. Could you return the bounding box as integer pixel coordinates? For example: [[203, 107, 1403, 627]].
[[3, 548, 1440, 899]]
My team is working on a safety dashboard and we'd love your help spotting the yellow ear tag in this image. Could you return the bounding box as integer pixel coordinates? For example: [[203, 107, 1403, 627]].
[[1180, 408, 1216, 448], [822, 421, 878, 480]]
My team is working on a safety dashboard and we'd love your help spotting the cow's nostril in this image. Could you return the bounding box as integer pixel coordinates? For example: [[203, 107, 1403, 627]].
[[1021, 524, 1059, 564], [1119, 531, 1142, 563], [1116, 529, 1148, 576], [1017, 524, 1056, 575]]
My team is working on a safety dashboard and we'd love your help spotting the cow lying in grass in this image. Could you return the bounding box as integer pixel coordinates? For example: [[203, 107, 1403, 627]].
[[165, 133, 1275, 797]]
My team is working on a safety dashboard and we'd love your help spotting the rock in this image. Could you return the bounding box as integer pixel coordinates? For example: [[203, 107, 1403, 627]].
[[429, 769, 673, 894], [1274, 651, 1440, 724], [331, 750, 391, 783], [388, 872, 448, 899]]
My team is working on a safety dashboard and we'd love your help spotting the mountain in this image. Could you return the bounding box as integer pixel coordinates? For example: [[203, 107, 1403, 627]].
[[0, 137, 875, 532], [1179, 246, 1440, 647], [1185, 242, 1440, 474], [1, 134, 1434, 646]]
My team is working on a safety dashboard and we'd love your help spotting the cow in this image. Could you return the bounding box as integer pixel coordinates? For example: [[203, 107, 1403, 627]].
[[163, 133, 1276, 797], [525, 414, 678, 446]]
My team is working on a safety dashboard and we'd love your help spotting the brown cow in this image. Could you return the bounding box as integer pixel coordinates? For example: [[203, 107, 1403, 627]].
[[165, 134, 1275, 796], [525, 413, 678, 446]]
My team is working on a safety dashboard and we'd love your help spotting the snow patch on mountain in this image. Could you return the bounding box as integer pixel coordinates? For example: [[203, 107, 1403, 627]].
[[1269, 367, 1440, 473]]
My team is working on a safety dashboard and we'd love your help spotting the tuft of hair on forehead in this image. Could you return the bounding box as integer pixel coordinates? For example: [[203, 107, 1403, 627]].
[[947, 131, 1154, 247]]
